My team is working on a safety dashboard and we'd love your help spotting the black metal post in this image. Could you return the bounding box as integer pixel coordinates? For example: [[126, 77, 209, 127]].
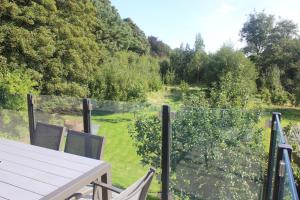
[[82, 98, 92, 134], [161, 105, 171, 200], [264, 112, 281, 200], [27, 94, 35, 144], [273, 144, 292, 200]]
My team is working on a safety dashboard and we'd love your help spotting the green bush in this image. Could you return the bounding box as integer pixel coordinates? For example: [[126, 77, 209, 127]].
[[101, 51, 162, 101], [0, 70, 37, 110], [164, 70, 175, 85], [270, 88, 290, 105], [260, 88, 271, 103], [179, 81, 189, 97], [210, 71, 257, 108]]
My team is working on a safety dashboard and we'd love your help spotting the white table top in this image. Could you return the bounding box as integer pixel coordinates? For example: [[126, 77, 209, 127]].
[[0, 138, 110, 200]]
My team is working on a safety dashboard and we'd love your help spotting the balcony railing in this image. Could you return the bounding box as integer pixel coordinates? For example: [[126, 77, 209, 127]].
[[264, 113, 299, 200], [1, 94, 299, 199]]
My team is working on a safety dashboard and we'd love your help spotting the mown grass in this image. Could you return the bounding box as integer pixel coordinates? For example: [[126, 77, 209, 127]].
[[89, 88, 186, 199], [91, 111, 160, 199], [258, 105, 300, 153]]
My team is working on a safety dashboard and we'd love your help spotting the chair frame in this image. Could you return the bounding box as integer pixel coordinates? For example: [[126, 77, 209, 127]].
[[93, 168, 155, 200], [33, 121, 65, 151], [64, 130, 105, 160]]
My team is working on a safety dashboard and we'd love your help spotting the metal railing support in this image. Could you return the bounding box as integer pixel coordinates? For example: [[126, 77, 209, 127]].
[[264, 112, 281, 200], [83, 98, 92, 134], [161, 105, 171, 200], [27, 94, 35, 144], [273, 144, 292, 200]]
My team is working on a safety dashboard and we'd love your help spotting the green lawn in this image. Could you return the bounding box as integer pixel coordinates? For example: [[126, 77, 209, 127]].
[[259, 106, 300, 153], [91, 111, 160, 198], [86, 88, 185, 199]]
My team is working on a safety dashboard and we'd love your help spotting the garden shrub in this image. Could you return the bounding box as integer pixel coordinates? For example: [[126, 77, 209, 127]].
[[0, 70, 37, 110], [260, 88, 271, 103]]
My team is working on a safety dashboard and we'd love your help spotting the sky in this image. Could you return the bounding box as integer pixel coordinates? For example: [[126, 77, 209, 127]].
[[110, 0, 300, 53]]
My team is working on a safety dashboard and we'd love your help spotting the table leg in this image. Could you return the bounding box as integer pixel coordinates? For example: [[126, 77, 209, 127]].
[[93, 169, 112, 200], [101, 172, 112, 200]]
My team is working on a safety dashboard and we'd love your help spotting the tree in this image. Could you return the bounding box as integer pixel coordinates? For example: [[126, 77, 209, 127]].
[[0, 0, 162, 104], [169, 46, 193, 83], [169, 38, 207, 84], [186, 50, 207, 83], [100, 51, 162, 101], [271, 19, 299, 41], [205, 47, 257, 83], [241, 11, 300, 104], [124, 18, 150, 55], [148, 36, 171, 57], [0, 0, 104, 97], [240, 11, 274, 56], [159, 60, 170, 83], [194, 33, 205, 52], [93, 0, 132, 52], [184, 33, 207, 83], [130, 100, 264, 199]]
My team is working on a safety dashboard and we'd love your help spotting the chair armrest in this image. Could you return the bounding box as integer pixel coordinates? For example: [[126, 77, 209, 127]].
[[92, 182, 124, 194], [66, 192, 82, 200]]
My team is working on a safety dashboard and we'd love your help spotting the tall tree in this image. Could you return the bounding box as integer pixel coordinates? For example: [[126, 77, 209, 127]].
[[194, 33, 205, 52], [241, 11, 300, 104], [240, 11, 274, 56], [148, 36, 171, 57], [93, 0, 132, 52], [124, 18, 150, 55], [272, 19, 299, 41]]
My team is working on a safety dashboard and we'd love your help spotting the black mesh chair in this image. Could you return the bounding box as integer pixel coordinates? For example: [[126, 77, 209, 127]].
[[64, 130, 105, 160], [64, 130, 106, 200], [33, 122, 65, 150]]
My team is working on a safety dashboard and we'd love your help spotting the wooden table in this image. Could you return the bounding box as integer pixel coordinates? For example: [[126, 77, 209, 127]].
[[0, 138, 111, 200]]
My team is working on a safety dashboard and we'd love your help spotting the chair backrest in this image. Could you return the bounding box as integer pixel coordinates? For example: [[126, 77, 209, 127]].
[[33, 122, 65, 150], [114, 168, 155, 200], [64, 130, 105, 160]]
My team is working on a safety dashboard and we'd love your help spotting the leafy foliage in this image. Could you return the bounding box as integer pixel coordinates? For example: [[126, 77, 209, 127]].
[[130, 104, 264, 199], [148, 36, 171, 57], [240, 11, 275, 55], [0, 70, 37, 110], [123, 18, 150, 55], [100, 51, 162, 101], [0, 0, 162, 109], [241, 11, 300, 105]]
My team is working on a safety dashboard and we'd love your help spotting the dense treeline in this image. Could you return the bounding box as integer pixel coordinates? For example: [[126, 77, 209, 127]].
[[162, 11, 300, 106], [160, 37, 258, 108], [1, 2, 300, 110], [0, 0, 161, 109]]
